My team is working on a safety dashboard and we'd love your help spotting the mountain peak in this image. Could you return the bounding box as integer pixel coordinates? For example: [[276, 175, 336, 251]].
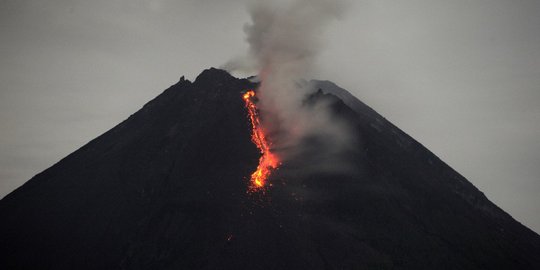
[[1, 69, 539, 269], [195, 67, 234, 83]]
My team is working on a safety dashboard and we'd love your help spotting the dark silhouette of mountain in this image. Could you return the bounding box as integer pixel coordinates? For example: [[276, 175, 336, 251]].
[[1, 68, 539, 269]]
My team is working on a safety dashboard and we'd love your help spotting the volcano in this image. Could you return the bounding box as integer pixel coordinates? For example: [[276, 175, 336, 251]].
[[1, 68, 539, 269]]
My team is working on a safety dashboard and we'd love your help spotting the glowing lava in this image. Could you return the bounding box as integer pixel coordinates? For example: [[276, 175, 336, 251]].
[[243, 90, 279, 190]]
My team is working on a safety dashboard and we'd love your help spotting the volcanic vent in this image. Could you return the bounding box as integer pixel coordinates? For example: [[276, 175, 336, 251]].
[[1, 68, 539, 270]]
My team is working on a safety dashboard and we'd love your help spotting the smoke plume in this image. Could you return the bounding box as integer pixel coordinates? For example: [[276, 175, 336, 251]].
[[224, 0, 356, 175]]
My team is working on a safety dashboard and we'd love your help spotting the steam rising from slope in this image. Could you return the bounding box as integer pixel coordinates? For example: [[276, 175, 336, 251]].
[[225, 0, 356, 174]]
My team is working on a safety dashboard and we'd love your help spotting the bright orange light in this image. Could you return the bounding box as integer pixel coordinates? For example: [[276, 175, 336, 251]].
[[243, 90, 279, 190]]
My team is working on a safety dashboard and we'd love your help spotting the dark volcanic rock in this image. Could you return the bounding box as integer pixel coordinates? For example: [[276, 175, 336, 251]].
[[1, 68, 539, 270]]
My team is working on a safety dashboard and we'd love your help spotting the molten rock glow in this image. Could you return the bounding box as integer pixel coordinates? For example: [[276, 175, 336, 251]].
[[243, 90, 279, 189]]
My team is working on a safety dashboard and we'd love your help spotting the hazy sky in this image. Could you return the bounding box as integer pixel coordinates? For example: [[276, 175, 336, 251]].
[[1, 0, 539, 233]]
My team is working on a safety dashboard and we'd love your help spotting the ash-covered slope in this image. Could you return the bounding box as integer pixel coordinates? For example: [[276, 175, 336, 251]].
[[1, 68, 539, 270]]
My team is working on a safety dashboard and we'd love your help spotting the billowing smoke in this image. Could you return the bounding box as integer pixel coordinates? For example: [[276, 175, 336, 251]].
[[224, 0, 357, 175]]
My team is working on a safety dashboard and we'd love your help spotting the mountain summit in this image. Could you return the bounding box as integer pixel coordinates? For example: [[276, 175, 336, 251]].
[[1, 68, 539, 269]]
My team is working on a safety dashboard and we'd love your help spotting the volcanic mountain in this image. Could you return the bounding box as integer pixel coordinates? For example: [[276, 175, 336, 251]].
[[1, 68, 539, 269]]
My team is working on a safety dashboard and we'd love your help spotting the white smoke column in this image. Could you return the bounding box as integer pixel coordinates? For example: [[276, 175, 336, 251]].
[[227, 0, 355, 173]]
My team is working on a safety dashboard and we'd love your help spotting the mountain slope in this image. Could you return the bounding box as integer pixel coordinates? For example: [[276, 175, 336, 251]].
[[1, 68, 539, 269]]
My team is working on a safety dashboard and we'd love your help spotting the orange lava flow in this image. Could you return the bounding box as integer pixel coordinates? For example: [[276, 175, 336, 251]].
[[243, 90, 279, 189]]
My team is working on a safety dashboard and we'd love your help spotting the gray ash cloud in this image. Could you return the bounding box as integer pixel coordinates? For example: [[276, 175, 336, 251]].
[[224, 0, 356, 175]]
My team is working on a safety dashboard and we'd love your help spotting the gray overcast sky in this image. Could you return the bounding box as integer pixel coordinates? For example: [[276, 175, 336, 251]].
[[1, 0, 539, 233]]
